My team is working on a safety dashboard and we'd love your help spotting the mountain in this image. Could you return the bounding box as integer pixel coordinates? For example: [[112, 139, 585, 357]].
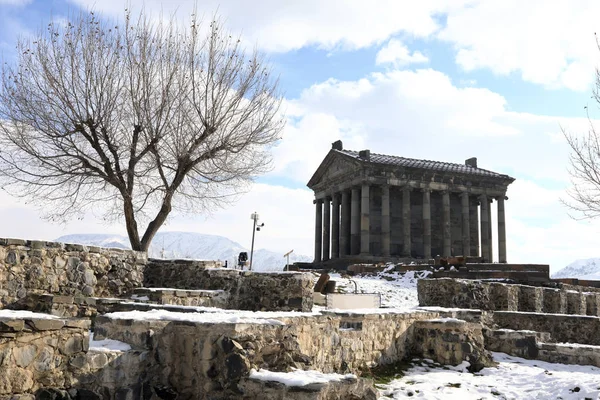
[[54, 232, 312, 272], [551, 258, 600, 280]]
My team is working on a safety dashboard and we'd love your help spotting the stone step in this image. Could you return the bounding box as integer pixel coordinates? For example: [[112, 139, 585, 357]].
[[131, 287, 229, 308], [485, 328, 553, 359], [538, 342, 600, 368], [486, 328, 600, 368]]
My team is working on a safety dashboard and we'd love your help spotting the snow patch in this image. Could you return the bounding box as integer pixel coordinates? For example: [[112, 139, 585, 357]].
[[249, 368, 356, 386], [89, 331, 131, 353], [0, 310, 60, 319]]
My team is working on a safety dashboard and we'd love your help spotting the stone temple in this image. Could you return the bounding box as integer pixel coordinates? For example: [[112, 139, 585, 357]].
[[308, 140, 515, 264]]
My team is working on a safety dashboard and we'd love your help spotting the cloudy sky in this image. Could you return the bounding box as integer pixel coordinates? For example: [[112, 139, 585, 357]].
[[1, 0, 600, 272]]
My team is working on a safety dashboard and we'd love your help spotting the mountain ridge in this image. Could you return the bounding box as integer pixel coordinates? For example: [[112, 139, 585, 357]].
[[551, 257, 600, 280], [54, 232, 312, 272]]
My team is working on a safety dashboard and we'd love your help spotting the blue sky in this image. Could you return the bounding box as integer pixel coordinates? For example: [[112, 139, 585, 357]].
[[1, 0, 600, 272]]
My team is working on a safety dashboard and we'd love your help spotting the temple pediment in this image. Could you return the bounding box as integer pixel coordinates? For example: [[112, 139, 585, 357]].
[[307, 150, 360, 190]]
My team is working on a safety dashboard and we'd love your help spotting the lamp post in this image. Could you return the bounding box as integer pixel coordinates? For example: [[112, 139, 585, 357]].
[[249, 212, 264, 271]]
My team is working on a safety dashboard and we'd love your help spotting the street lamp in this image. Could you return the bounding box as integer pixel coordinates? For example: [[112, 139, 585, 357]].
[[249, 212, 264, 271]]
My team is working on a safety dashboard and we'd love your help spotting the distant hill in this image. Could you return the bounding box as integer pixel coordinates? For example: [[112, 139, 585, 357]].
[[551, 258, 600, 280], [55, 232, 312, 272]]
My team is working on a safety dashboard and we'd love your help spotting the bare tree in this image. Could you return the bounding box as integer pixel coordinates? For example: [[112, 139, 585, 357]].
[[0, 10, 284, 251], [562, 46, 600, 219]]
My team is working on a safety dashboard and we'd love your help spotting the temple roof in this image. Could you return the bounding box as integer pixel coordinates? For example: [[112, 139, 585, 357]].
[[336, 149, 514, 180]]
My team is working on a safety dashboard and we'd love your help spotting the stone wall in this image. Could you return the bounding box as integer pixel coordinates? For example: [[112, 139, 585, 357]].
[[418, 278, 600, 316], [0, 238, 146, 308], [93, 311, 439, 398], [144, 260, 314, 312], [411, 318, 493, 372], [0, 315, 90, 396]]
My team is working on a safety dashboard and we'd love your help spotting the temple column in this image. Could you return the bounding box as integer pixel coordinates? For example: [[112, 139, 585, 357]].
[[381, 185, 391, 257], [461, 192, 471, 256], [350, 187, 360, 255], [314, 199, 322, 262], [442, 191, 451, 257], [480, 195, 490, 262], [331, 194, 340, 259], [422, 189, 431, 260], [340, 190, 351, 256], [360, 184, 370, 255], [469, 199, 480, 257], [488, 198, 493, 262], [322, 197, 331, 261], [498, 196, 507, 263], [402, 187, 411, 257]]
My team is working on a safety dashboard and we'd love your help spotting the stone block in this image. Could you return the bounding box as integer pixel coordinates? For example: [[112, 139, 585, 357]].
[[6, 238, 27, 246], [28, 319, 65, 331], [517, 285, 543, 313], [542, 288, 566, 314], [0, 319, 24, 332], [489, 282, 518, 311], [566, 291, 586, 315], [29, 240, 46, 250], [585, 293, 600, 316], [53, 295, 74, 304]]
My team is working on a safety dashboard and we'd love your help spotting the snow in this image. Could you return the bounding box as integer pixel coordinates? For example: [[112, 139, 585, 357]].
[[88, 331, 131, 353], [249, 368, 356, 386], [130, 295, 149, 301], [139, 288, 225, 293], [103, 308, 325, 325], [417, 306, 482, 312], [0, 310, 60, 319], [425, 317, 466, 323], [327, 270, 430, 310], [378, 352, 600, 399]]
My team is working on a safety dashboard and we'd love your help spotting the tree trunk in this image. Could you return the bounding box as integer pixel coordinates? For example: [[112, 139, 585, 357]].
[[140, 195, 174, 252], [124, 196, 142, 251]]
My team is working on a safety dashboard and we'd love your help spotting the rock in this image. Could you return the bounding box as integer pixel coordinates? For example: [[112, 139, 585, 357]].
[[33, 347, 56, 372], [0, 347, 12, 366], [35, 388, 72, 400], [225, 353, 250, 381], [0, 368, 34, 395], [83, 269, 96, 286], [13, 344, 37, 367], [62, 336, 83, 355], [75, 389, 103, 400], [82, 286, 94, 296], [0, 319, 24, 332], [86, 352, 108, 369], [29, 319, 65, 331], [5, 251, 17, 265]]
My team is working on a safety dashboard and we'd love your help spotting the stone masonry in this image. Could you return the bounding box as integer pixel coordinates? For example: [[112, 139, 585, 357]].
[[0, 239, 146, 308], [144, 259, 314, 312]]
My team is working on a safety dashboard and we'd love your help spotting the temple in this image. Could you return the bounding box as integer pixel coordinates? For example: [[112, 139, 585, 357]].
[[307, 140, 515, 264]]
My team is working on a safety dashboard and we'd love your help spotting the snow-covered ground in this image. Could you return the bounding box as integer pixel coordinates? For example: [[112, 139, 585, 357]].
[[328, 268, 430, 309], [378, 353, 600, 399]]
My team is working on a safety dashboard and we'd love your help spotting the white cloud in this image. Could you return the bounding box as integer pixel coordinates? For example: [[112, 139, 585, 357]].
[[67, 0, 473, 53], [439, 0, 600, 91], [376, 39, 429, 67], [266, 66, 600, 272]]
